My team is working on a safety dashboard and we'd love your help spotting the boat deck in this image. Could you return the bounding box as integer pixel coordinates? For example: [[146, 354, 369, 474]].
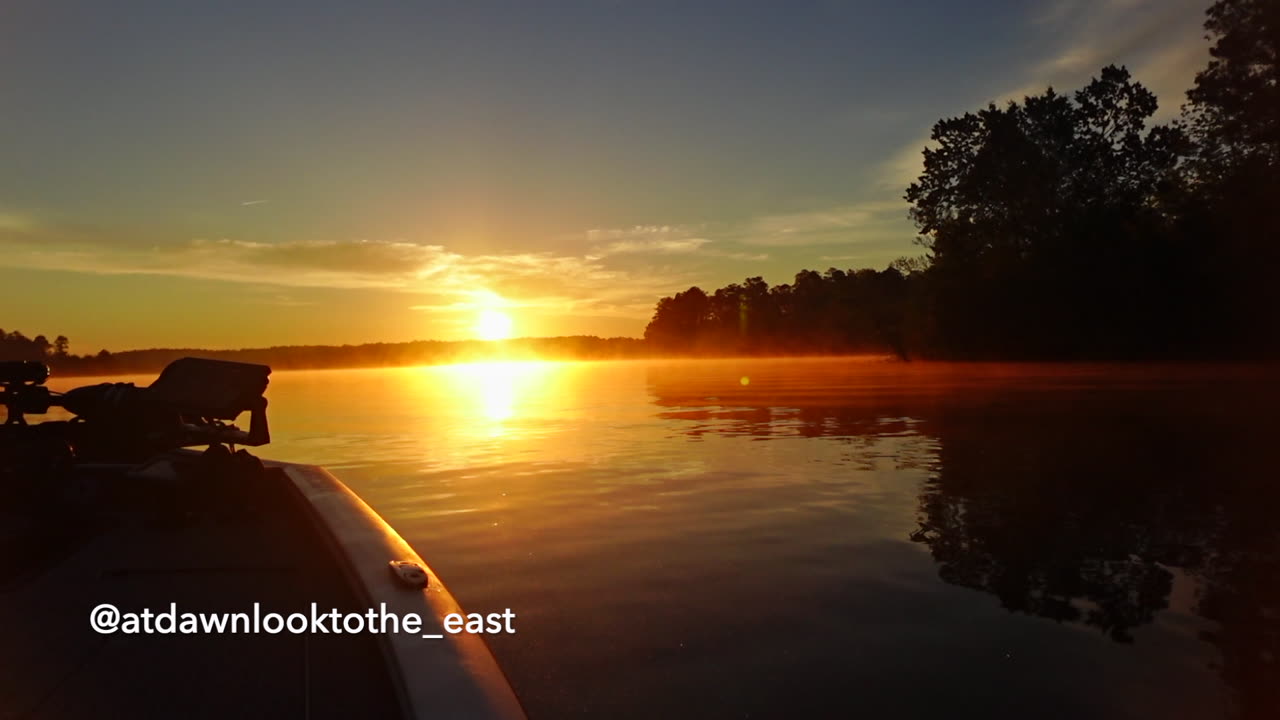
[[1, 451, 403, 719]]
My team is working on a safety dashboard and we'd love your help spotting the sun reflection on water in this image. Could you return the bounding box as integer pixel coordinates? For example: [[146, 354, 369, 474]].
[[431, 361, 564, 437]]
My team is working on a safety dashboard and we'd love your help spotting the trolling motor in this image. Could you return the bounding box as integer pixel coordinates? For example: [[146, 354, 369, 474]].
[[1, 361, 54, 425], [0, 357, 271, 462]]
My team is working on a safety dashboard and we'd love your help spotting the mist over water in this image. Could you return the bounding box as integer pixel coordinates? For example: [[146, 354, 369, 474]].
[[50, 359, 1280, 718]]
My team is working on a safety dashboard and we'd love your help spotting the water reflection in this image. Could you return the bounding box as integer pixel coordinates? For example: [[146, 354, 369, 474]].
[[423, 361, 566, 437], [646, 360, 1280, 719], [437, 362, 533, 426], [52, 361, 1276, 717]]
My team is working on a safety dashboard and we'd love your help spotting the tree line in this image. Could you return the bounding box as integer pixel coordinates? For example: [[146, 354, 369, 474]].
[[0, 330, 102, 364], [0, 332, 650, 377], [645, 0, 1279, 360]]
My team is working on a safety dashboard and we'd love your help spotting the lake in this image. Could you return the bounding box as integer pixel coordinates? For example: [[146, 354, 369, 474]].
[[49, 358, 1280, 719]]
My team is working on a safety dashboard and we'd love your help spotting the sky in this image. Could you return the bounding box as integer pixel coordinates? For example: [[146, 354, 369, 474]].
[[1, 0, 1212, 352]]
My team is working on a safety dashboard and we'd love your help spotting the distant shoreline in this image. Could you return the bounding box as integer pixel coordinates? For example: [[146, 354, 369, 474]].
[[41, 345, 1277, 381], [42, 338, 908, 378], [11, 329, 1276, 382], [36, 336, 645, 378]]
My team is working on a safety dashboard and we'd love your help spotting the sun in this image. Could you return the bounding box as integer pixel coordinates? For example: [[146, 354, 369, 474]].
[[475, 309, 514, 341]]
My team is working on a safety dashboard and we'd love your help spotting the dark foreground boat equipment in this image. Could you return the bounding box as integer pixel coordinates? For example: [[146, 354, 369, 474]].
[[2, 356, 270, 460], [0, 357, 527, 720]]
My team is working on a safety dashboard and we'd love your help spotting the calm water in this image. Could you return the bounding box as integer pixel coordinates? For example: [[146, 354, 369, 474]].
[[51, 359, 1280, 719]]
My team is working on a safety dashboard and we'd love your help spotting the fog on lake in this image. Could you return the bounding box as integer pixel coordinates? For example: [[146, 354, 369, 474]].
[[50, 358, 1280, 719]]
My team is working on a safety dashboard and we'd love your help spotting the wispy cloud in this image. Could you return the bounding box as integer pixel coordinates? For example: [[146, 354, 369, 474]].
[[586, 224, 714, 256], [870, 0, 1209, 228], [0, 219, 695, 320], [713, 250, 770, 262], [586, 225, 689, 242], [1003, 0, 1207, 119], [600, 235, 711, 255], [240, 199, 269, 207], [0, 212, 39, 234], [878, 135, 934, 193], [728, 200, 909, 248], [604, 237, 710, 254], [579, 196, 915, 267], [584, 222, 772, 262]]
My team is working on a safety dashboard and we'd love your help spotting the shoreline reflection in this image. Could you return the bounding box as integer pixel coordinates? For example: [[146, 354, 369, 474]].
[[646, 360, 1280, 718]]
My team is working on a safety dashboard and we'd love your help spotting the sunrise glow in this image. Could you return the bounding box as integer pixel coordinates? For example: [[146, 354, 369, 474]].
[[475, 309, 515, 341]]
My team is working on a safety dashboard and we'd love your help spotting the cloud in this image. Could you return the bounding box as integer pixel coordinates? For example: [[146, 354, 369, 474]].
[[577, 195, 916, 262], [582, 222, 773, 263], [586, 224, 712, 256], [728, 199, 909, 248], [582, 203, 911, 255], [602, 236, 711, 255], [1003, 0, 1208, 120], [198, 238, 452, 278], [586, 225, 685, 242], [878, 136, 934, 193], [869, 0, 1209, 230], [713, 251, 770, 262], [1031, 0, 1085, 26], [0, 219, 697, 321], [0, 212, 39, 234]]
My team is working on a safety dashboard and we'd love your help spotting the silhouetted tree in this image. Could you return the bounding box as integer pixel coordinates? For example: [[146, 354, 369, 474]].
[[645, 12, 1275, 362], [642, 268, 918, 357], [0, 330, 48, 361], [644, 287, 712, 350], [1181, 0, 1280, 353], [1186, 0, 1280, 175], [905, 66, 1190, 358]]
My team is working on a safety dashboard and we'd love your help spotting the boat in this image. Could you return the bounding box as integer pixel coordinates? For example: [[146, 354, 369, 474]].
[[0, 357, 527, 719]]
